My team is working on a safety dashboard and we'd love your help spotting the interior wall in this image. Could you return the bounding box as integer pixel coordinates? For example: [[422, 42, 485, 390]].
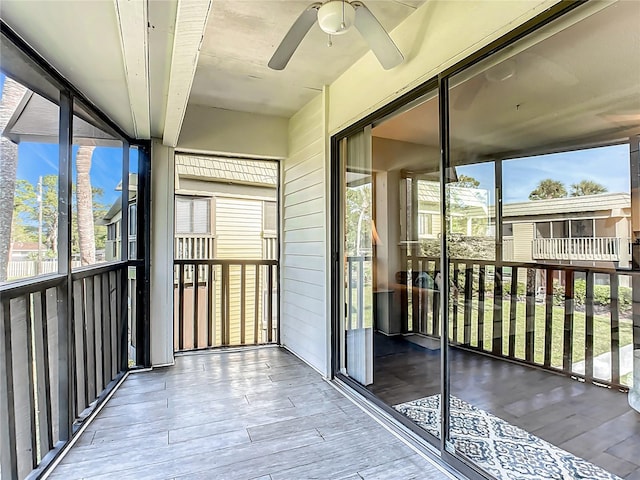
[[328, 0, 559, 134], [280, 91, 330, 376], [150, 138, 176, 366], [177, 104, 288, 159]]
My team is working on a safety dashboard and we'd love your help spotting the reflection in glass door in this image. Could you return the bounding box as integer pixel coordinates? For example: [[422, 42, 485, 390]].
[[444, 3, 639, 479], [339, 89, 444, 444]]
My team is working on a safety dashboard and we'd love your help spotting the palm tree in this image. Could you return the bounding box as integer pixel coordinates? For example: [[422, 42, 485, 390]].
[[0, 77, 28, 281], [570, 180, 607, 196], [76, 145, 96, 265], [528, 179, 567, 200]]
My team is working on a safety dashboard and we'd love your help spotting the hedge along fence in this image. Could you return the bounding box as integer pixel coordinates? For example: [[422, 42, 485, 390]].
[[500, 278, 632, 310]]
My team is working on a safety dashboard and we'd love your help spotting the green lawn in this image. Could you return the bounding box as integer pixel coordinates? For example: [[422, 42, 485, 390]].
[[447, 296, 633, 369]]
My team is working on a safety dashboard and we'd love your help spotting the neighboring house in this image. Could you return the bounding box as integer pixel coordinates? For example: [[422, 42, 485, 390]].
[[416, 180, 491, 239], [502, 192, 631, 269], [102, 173, 138, 262], [8, 241, 41, 261], [173, 154, 279, 347], [414, 185, 630, 270], [174, 153, 278, 261]]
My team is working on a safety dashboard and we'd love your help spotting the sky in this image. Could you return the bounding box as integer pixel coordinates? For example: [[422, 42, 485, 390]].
[[457, 144, 630, 205], [15, 143, 139, 207], [2, 72, 139, 208]]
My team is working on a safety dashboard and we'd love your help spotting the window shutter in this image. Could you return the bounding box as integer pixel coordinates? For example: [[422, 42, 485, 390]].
[[192, 198, 210, 234], [175, 198, 191, 233], [263, 201, 277, 232]]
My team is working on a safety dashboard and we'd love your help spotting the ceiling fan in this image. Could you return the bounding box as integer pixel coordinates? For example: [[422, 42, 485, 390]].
[[268, 0, 403, 71]]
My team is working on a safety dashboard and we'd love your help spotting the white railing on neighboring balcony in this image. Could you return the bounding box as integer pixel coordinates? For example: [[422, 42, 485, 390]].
[[503, 238, 514, 261], [532, 237, 621, 261], [175, 235, 216, 260]]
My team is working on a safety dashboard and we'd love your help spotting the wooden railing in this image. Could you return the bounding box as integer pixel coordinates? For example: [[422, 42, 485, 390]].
[[174, 259, 278, 351], [401, 256, 638, 390], [0, 263, 127, 479], [532, 237, 621, 261]]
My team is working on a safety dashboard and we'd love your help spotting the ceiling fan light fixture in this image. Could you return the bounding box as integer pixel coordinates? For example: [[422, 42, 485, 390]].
[[485, 59, 516, 83], [318, 1, 355, 35]]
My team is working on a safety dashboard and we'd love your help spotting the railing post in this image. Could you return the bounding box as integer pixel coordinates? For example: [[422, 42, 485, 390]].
[[563, 270, 575, 373], [463, 265, 472, 345], [178, 264, 185, 351], [477, 265, 485, 350], [193, 262, 199, 349], [240, 264, 246, 345], [449, 262, 457, 342], [543, 269, 554, 367], [508, 267, 518, 358], [492, 266, 503, 356], [207, 265, 214, 347], [525, 268, 535, 362], [267, 264, 273, 343], [610, 273, 620, 384], [0, 301, 18, 478], [585, 270, 595, 381]]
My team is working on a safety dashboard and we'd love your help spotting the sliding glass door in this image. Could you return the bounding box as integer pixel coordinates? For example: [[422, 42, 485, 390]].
[[334, 2, 640, 479]]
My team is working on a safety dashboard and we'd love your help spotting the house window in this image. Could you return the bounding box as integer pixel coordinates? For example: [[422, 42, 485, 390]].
[[175, 196, 211, 234], [107, 223, 118, 241], [535, 222, 551, 238], [552, 220, 569, 238], [418, 212, 432, 236], [263, 201, 277, 234], [503, 223, 513, 237], [128, 203, 137, 260], [571, 219, 594, 238], [129, 204, 137, 236]]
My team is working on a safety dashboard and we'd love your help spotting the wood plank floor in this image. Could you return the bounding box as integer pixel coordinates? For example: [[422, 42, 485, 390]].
[[368, 334, 640, 480], [49, 346, 458, 480]]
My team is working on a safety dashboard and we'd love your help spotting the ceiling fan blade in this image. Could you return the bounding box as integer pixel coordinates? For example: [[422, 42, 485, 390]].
[[353, 2, 403, 70], [268, 3, 321, 70]]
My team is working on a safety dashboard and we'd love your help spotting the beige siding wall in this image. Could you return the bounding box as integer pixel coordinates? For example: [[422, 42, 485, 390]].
[[513, 223, 534, 262], [215, 197, 263, 259], [281, 92, 329, 375], [215, 197, 263, 345]]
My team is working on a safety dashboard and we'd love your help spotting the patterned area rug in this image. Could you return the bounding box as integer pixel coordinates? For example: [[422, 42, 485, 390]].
[[394, 395, 621, 480]]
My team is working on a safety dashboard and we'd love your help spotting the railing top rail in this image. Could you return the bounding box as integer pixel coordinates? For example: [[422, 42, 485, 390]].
[[533, 236, 621, 241], [174, 259, 278, 266], [175, 234, 216, 238], [346, 256, 373, 262], [0, 273, 65, 299], [71, 261, 129, 280], [408, 255, 635, 275]]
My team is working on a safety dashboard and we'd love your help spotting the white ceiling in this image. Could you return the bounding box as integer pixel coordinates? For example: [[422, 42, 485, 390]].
[[0, 0, 424, 141], [373, 1, 640, 163], [189, 0, 425, 118], [0, 0, 135, 134]]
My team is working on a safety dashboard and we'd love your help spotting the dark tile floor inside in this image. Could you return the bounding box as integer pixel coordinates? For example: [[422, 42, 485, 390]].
[[368, 333, 640, 479]]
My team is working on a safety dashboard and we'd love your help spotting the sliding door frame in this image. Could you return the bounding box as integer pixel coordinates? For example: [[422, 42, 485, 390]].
[[329, 1, 588, 478]]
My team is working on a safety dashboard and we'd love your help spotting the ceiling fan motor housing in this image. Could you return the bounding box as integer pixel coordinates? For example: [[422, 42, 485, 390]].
[[318, 1, 356, 35]]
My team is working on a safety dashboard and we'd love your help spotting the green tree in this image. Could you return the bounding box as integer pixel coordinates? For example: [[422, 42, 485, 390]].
[[570, 179, 607, 196], [14, 175, 59, 254], [528, 179, 567, 200], [14, 175, 108, 259], [455, 174, 480, 189], [345, 184, 372, 256]]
